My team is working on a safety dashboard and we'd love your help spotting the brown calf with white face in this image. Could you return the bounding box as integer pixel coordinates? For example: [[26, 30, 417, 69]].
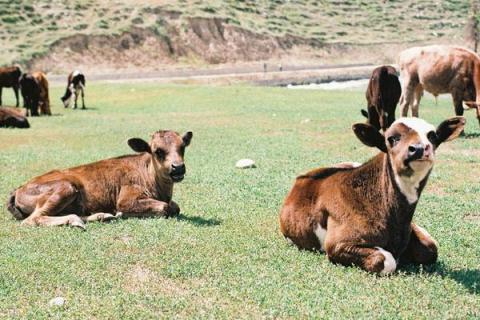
[[279, 117, 465, 275], [7, 130, 192, 229]]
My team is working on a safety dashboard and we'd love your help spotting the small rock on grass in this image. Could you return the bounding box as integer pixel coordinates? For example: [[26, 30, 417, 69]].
[[49, 297, 66, 307], [236, 159, 256, 169]]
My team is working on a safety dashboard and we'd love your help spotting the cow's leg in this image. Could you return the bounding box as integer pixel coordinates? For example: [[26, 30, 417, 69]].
[[81, 88, 85, 109], [20, 182, 85, 229], [82, 212, 123, 223], [400, 76, 418, 117], [116, 185, 177, 218], [452, 92, 464, 116], [411, 84, 423, 117], [31, 99, 39, 116], [400, 223, 438, 265], [476, 105, 480, 127], [327, 242, 397, 275], [74, 88, 78, 109], [0, 87, 2, 105], [13, 86, 19, 107]]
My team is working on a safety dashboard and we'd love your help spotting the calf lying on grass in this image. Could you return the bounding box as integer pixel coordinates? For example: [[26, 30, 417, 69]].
[[280, 116, 465, 275], [7, 130, 192, 229], [0, 107, 30, 128]]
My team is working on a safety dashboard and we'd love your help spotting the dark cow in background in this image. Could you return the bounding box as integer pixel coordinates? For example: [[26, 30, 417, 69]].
[[0, 107, 30, 128], [0, 66, 21, 107], [398, 45, 480, 127], [361, 65, 402, 131], [20, 72, 51, 116], [61, 70, 86, 109]]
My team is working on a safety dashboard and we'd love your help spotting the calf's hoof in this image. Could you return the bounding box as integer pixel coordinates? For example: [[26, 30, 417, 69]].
[[368, 247, 397, 276], [68, 215, 86, 230], [167, 202, 181, 217]]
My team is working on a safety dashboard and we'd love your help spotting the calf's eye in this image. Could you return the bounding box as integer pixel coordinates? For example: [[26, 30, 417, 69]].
[[387, 135, 400, 147], [156, 149, 166, 159], [427, 131, 437, 144]]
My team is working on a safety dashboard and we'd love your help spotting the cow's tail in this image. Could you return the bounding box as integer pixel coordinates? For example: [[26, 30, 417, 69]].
[[6, 189, 26, 220], [378, 66, 389, 130]]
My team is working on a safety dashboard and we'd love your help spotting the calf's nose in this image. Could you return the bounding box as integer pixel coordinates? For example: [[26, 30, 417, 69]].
[[171, 163, 186, 174], [408, 144, 424, 160]]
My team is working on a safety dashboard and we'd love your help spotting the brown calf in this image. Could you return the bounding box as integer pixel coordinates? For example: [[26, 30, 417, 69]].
[[398, 45, 480, 127], [20, 72, 51, 116], [279, 116, 465, 275], [361, 65, 401, 131], [7, 130, 193, 229], [0, 107, 30, 128]]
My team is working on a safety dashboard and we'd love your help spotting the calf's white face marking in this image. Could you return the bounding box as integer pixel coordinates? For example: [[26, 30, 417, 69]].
[[387, 117, 437, 204], [375, 247, 397, 275], [314, 224, 327, 251]]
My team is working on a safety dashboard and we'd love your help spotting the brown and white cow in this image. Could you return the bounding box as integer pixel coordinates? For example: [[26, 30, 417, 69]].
[[20, 72, 51, 116], [0, 107, 30, 128], [0, 66, 21, 107], [361, 65, 402, 131], [61, 70, 86, 109], [398, 45, 480, 127], [279, 116, 465, 275], [7, 130, 193, 229]]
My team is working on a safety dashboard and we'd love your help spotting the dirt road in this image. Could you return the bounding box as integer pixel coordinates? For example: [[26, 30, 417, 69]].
[[47, 62, 376, 86]]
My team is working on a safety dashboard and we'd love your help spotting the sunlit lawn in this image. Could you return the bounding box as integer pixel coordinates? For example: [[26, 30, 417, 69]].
[[0, 83, 479, 318]]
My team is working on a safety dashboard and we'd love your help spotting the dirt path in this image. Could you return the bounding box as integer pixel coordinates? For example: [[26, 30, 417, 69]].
[[47, 62, 376, 86]]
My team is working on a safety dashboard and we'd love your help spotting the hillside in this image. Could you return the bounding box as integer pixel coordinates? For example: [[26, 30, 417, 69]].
[[0, 0, 476, 73]]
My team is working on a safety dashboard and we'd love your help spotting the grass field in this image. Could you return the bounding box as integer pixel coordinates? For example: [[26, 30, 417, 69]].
[[0, 84, 479, 318]]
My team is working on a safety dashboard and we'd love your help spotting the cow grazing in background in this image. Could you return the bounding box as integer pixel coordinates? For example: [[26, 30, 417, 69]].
[[61, 71, 86, 109], [0, 107, 30, 128], [279, 116, 465, 275], [7, 130, 193, 229], [20, 72, 51, 116], [361, 65, 402, 131], [398, 45, 480, 127], [0, 66, 21, 107]]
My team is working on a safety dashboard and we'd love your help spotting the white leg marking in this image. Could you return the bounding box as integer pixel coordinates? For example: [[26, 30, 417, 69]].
[[314, 224, 327, 251], [375, 247, 397, 275], [416, 225, 438, 246], [285, 237, 294, 246]]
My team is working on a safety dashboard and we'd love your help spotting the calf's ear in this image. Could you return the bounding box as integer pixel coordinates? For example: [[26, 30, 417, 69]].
[[128, 138, 151, 153], [182, 131, 193, 146], [352, 123, 387, 152], [360, 109, 369, 118], [435, 116, 466, 146]]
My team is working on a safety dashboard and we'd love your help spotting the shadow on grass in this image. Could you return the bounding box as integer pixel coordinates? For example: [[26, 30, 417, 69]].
[[175, 213, 222, 227], [464, 132, 480, 139], [401, 262, 479, 294]]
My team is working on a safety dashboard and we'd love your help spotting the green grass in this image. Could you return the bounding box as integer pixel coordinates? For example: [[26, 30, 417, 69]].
[[0, 0, 476, 65], [0, 84, 479, 318]]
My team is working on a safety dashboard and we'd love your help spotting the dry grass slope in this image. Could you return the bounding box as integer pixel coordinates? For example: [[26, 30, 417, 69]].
[[0, 0, 475, 67]]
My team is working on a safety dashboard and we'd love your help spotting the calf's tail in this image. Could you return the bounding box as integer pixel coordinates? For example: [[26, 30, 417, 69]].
[[7, 189, 26, 220]]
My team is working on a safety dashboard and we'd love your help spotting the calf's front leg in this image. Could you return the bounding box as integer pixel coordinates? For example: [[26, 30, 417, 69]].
[[326, 242, 397, 275], [400, 223, 438, 265], [116, 185, 178, 218]]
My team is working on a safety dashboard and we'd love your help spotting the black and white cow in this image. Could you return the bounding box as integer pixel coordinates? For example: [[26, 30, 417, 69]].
[[61, 71, 86, 109]]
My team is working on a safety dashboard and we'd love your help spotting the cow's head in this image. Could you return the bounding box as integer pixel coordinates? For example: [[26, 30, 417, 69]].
[[61, 85, 74, 108], [128, 130, 193, 183], [353, 117, 465, 201]]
